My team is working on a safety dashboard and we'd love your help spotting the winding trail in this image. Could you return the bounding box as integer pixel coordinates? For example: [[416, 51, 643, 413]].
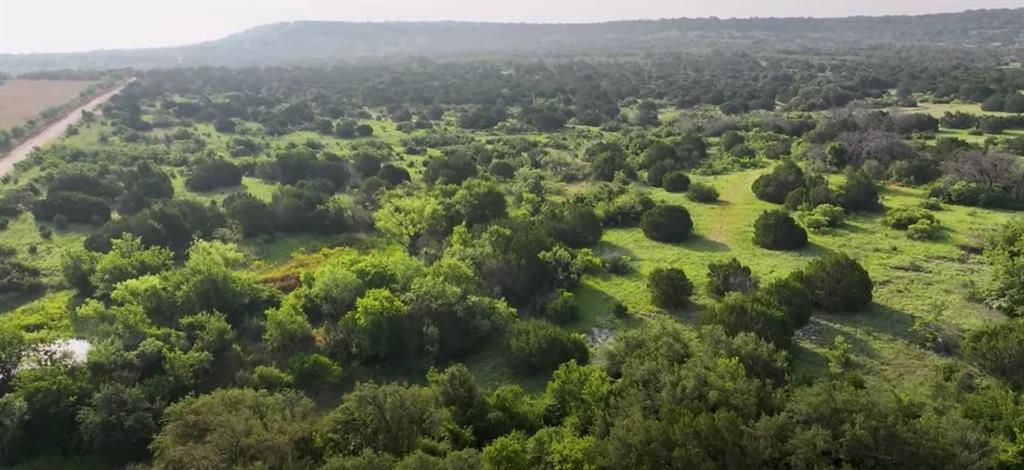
[[707, 169, 763, 245], [0, 83, 127, 177]]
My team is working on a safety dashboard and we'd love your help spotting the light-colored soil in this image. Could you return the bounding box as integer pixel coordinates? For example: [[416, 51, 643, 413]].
[[0, 79, 96, 129], [0, 83, 125, 176]]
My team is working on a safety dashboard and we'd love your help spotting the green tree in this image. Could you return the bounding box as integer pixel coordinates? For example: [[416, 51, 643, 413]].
[[318, 382, 451, 458], [90, 235, 173, 295], [506, 320, 589, 374], [753, 209, 807, 251], [151, 388, 317, 469], [647, 267, 694, 309], [343, 288, 409, 361], [640, 204, 693, 242], [794, 252, 873, 312], [76, 383, 157, 462]]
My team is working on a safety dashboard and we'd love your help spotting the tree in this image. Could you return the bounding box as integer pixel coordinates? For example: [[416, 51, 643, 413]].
[[984, 219, 1024, 316], [355, 123, 375, 137], [76, 383, 156, 462], [706, 258, 758, 297], [753, 209, 807, 250], [546, 204, 603, 248], [662, 171, 691, 192], [427, 364, 488, 434], [483, 432, 531, 470], [289, 353, 342, 389], [687, 182, 720, 203], [963, 318, 1024, 390], [701, 293, 795, 349], [318, 382, 450, 458], [0, 326, 26, 393], [90, 235, 174, 295], [647, 267, 694, 309], [311, 263, 366, 320], [981, 93, 1005, 112], [640, 205, 693, 242], [224, 192, 271, 237], [0, 394, 28, 465], [794, 252, 873, 312], [837, 168, 880, 212], [1004, 93, 1024, 114], [543, 361, 611, 432], [752, 160, 804, 204], [186, 158, 243, 191], [342, 288, 409, 361], [506, 320, 589, 373], [264, 296, 314, 354], [151, 389, 316, 469], [12, 361, 90, 455], [32, 191, 110, 224], [454, 179, 507, 226]]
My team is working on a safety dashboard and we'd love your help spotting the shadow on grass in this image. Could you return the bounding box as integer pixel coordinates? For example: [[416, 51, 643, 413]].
[[0, 290, 45, 313], [821, 302, 920, 345], [680, 234, 730, 252]]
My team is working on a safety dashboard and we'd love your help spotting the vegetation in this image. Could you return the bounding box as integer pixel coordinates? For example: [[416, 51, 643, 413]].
[[1, 8, 1023, 469]]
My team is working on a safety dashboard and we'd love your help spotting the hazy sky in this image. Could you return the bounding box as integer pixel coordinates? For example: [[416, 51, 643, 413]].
[[1, 0, 1020, 54]]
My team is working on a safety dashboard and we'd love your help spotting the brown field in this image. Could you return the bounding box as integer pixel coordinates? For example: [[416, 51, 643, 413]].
[[0, 79, 96, 129]]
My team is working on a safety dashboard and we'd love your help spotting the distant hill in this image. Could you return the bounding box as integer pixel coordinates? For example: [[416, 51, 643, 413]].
[[2, 8, 1022, 73]]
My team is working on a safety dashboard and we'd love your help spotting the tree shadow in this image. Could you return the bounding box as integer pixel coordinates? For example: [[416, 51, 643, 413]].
[[679, 234, 730, 252], [819, 302, 921, 346], [798, 316, 880, 360]]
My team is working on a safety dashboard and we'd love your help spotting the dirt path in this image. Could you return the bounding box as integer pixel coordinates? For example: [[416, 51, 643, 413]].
[[707, 170, 762, 245], [0, 83, 127, 177]]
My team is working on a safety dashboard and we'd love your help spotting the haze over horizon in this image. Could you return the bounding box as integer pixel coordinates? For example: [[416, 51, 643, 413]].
[[1, 0, 1021, 55]]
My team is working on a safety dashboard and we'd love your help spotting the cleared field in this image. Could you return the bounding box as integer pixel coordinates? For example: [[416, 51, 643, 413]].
[[0, 78, 96, 129]]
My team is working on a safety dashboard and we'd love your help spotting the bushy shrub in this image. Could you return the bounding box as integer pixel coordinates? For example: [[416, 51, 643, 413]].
[[701, 293, 795, 349], [597, 191, 656, 227], [687, 182, 719, 203], [506, 320, 589, 373], [288, 353, 342, 389], [794, 253, 873, 312], [640, 205, 693, 242], [753, 209, 807, 250], [906, 219, 940, 240], [963, 318, 1024, 390], [661, 171, 690, 192], [647, 267, 693, 309], [540, 290, 577, 324], [186, 159, 243, 191], [883, 207, 936, 230], [706, 258, 758, 297], [33, 191, 111, 224], [752, 160, 804, 204], [756, 277, 813, 328], [836, 169, 880, 212], [797, 204, 845, 232]]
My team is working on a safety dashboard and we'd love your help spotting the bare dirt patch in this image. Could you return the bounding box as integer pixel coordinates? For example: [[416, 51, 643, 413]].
[[0, 79, 96, 129]]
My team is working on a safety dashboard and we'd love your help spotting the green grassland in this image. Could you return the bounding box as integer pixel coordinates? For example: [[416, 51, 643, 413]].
[[573, 169, 1011, 392]]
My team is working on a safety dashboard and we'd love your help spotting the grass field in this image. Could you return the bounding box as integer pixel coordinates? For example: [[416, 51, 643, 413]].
[[0, 79, 96, 129], [570, 168, 1012, 393]]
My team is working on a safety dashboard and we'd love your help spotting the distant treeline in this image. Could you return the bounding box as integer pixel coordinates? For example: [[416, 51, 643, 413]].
[[0, 8, 1021, 72]]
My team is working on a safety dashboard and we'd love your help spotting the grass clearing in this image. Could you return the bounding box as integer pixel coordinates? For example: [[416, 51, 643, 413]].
[[572, 168, 1012, 395]]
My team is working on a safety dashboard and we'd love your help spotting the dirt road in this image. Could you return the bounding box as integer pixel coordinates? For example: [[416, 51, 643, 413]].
[[0, 83, 126, 177]]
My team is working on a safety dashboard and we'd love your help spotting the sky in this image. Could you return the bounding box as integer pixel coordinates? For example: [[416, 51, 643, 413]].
[[1, 0, 1020, 54]]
